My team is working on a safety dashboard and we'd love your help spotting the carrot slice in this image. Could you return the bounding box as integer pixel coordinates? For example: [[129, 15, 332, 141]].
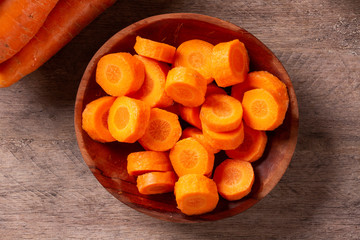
[[225, 124, 267, 162], [130, 55, 173, 108], [200, 94, 243, 132], [108, 96, 150, 143], [82, 96, 116, 143], [139, 108, 182, 151], [96, 53, 145, 97], [212, 39, 249, 87], [127, 151, 173, 176], [181, 127, 220, 154], [173, 39, 214, 84], [169, 137, 214, 177], [205, 83, 227, 97], [213, 159, 254, 201], [242, 88, 287, 131], [174, 174, 219, 215], [137, 171, 176, 195], [178, 105, 202, 129], [165, 66, 207, 107], [134, 36, 176, 64], [202, 121, 245, 150]]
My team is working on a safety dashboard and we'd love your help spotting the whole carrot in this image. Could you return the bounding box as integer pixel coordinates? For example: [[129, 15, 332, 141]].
[[0, 0, 59, 64], [0, 0, 117, 88]]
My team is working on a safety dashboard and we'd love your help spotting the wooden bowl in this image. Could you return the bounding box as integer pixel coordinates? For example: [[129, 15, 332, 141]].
[[74, 13, 299, 223]]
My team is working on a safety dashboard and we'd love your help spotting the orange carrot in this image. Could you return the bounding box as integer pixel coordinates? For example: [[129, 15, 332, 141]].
[[225, 123, 267, 162], [202, 121, 245, 150], [173, 39, 214, 84], [96, 53, 145, 97], [213, 159, 254, 201], [137, 171, 177, 195], [231, 80, 252, 102], [107, 96, 150, 143], [174, 174, 219, 215], [134, 36, 176, 64], [205, 83, 227, 97], [181, 127, 220, 154], [165, 66, 207, 107], [0, 0, 59, 63], [82, 96, 116, 143], [200, 94, 243, 132], [242, 88, 287, 131], [138, 108, 182, 151], [212, 39, 249, 87], [169, 137, 214, 177], [178, 105, 202, 129], [0, 0, 117, 88], [130, 55, 173, 108], [127, 151, 173, 176]]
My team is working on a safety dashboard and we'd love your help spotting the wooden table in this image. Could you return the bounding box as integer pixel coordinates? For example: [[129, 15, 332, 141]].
[[0, 0, 359, 239]]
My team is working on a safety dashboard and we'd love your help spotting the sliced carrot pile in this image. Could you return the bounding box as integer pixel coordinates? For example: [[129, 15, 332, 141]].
[[205, 83, 227, 97], [212, 39, 249, 87], [96, 52, 145, 97], [242, 88, 287, 131], [178, 105, 202, 129], [169, 137, 214, 177], [213, 159, 254, 201], [139, 108, 182, 151], [137, 171, 177, 195], [174, 174, 219, 215], [130, 55, 173, 108], [181, 127, 220, 154], [107, 96, 150, 143], [202, 121, 245, 150], [82, 96, 116, 143], [200, 94, 243, 132], [127, 151, 173, 176], [173, 39, 214, 84], [225, 124, 267, 162], [165, 66, 207, 107], [134, 36, 176, 64]]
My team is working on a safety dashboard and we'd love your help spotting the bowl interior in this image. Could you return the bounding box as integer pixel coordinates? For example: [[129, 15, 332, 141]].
[[74, 13, 299, 223]]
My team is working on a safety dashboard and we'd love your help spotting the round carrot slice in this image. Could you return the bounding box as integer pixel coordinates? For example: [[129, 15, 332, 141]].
[[82, 96, 116, 143], [139, 108, 182, 151], [108, 96, 150, 143], [225, 124, 267, 162], [205, 83, 227, 97], [181, 127, 220, 154], [213, 159, 254, 201], [200, 94, 243, 132], [96, 52, 145, 97], [165, 66, 207, 107], [178, 105, 202, 129], [170, 137, 214, 177], [173, 39, 214, 84], [212, 39, 249, 87], [127, 151, 173, 176], [137, 171, 177, 195], [134, 36, 176, 64], [174, 174, 219, 215]]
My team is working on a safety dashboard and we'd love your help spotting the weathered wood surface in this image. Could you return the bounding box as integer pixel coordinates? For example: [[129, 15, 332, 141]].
[[0, 0, 359, 239]]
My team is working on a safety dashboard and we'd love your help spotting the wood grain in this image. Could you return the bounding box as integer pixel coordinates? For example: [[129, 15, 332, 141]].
[[0, 0, 359, 238]]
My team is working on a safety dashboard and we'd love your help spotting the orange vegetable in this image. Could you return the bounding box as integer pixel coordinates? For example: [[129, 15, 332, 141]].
[[130, 55, 173, 108], [108, 96, 150, 143], [82, 96, 116, 143], [96, 53, 145, 97], [127, 151, 173, 176], [181, 127, 220, 154], [173, 39, 214, 84], [0, 0, 117, 88], [178, 105, 202, 129], [139, 108, 182, 151], [213, 159, 254, 201], [134, 36, 176, 64], [225, 123, 267, 162], [169, 137, 214, 177], [202, 121, 245, 150], [200, 94, 243, 132], [212, 39, 249, 87], [174, 174, 219, 215], [0, 0, 59, 63], [205, 83, 227, 97], [165, 66, 207, 107], [137, 171, 176, 195], [242, 88, 287, 131], [231, 80, 252, 102]]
